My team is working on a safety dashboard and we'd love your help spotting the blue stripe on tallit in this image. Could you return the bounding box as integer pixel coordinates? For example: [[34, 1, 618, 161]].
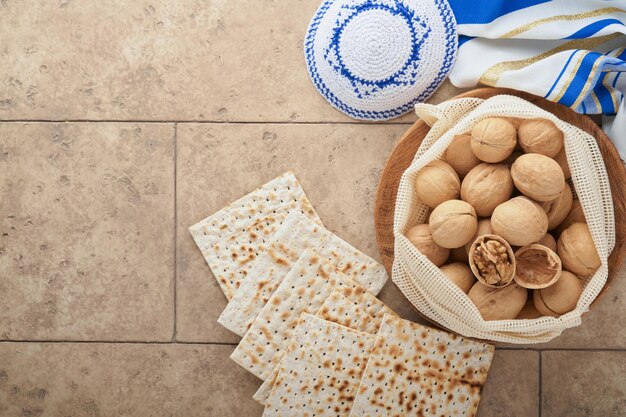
[[565, 19, 626, 39], [594, 73, 616, 113], [559, 52, 603, 106], [448, 0, 551, 25], [544, 49, 579, 99]]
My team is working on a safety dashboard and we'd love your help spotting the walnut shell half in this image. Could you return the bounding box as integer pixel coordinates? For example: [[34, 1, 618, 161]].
[[514, 244, 562, 289], [468, 234, 516, 288]]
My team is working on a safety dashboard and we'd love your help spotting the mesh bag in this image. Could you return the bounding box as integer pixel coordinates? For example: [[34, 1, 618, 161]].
[[393, 95, 615, 344]]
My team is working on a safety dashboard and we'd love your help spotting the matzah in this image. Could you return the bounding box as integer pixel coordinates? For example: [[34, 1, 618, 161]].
[[218, 211, 388, 336], [349, 314, 495, 417], [230, 249, 374, 380], [189, 171, 320, 300], [253, 290, 383, 406], [263, 313, 376, 417]]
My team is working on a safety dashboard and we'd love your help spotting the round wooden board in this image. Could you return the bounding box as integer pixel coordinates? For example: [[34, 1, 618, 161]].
[[375, 87, 626, 310]]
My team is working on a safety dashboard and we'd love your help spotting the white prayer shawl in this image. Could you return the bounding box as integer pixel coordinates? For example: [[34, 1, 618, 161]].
[[448, 0, 626, 158]]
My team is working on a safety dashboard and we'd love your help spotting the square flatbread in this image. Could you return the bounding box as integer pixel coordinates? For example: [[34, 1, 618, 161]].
[[230, 249, 376, 380], [189, 171, 320, 300], [218, 211, 388, 336], [349, 315, 495, 417], [253, 290, 386, 406], [263, 313, 376, 417]]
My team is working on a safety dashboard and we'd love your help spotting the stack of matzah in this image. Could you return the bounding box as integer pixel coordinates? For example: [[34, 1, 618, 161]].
[[191, 172, 495, 416]]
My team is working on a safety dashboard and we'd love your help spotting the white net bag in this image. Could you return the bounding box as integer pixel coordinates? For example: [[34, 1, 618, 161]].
[[393, 95, 615, 344]]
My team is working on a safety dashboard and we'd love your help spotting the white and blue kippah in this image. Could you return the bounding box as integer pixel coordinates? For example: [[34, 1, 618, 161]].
[[305, 0, 458, 120]]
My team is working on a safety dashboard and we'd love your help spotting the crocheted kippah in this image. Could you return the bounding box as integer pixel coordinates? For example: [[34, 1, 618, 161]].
[[304, 0, 458, 120]]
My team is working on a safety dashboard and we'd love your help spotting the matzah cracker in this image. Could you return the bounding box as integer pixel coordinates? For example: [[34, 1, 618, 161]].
[[315, 290, 381, 334], [263, 313, 375, 417], [189, 171, 320, 300], [218, 212, 388, 336], [349, 314, 495, 417], [253, 290, 381, 406], [230, 249, 373, 380]]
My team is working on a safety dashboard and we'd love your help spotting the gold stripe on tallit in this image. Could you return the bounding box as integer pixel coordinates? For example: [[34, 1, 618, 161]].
[[478, 33, 621, 86], [589, 90, 602, 112], [573, 56, 607, 109], [551, 51, 588, 103], [500, 7, 624, 39]]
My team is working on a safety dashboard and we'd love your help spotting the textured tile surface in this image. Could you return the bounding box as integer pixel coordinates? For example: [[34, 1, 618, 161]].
[[0, 0, 462, 122], [175, 123, 427, 342], [477, 350, 539, 417], [0, 342, 263, 417], [536, 265, 626, 349], [0, 123, 175, 341], [542, 351, 626, 417]]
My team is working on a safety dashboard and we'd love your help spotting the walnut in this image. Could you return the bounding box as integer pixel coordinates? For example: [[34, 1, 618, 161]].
[[406, 224, 449, 267], [533, 271, 584, 317], [461, 163, 513, 216], [518, 118, 564, 157], [491, 196, 549, 246], [470, 118, 517, 163], [534, 233, 557, 252], [429, 200, 477, 248], [514, 244, 562, 289], [556, 200, 585, 236], [414, 160, 460, 208], [468, 234, 516, 288], [444, 134, 481, 177], [511, 153, 565, 202], [440, 262, 476, 294], [542, 184, 573, 230], [468, 281, 528, 320], [557, 222, 600, 277]]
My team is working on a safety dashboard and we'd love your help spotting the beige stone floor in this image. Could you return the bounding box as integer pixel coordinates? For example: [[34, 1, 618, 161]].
[[0, 1, 624, 416]]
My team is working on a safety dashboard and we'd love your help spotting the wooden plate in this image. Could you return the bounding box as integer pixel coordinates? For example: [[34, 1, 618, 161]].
[[374, 87, 626, 309]]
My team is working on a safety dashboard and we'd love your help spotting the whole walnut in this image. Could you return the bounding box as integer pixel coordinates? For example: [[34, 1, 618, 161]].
[[491, 196, 549, 246], [470, 118, 517, 163], [406, 224, 449, 267], [553, 147, 571, 180], [461, 163, 513, 216], [511, 153, 565, 202], [514, 244, 562, 289], [444, 134, 482, 177], [468, 234, 516, 287], [556, 200, 585, 236], [557, 222, 600, 277], [464, 218, 494, 253], [533, 271, 583, 317], [429, 200, 478, 248], [542, 184, 573, 230], [414, 160, 460, 208], [468, 282, 528, 320], [535, 233, 557, 252], [518, 118, 564, 157], [440, 262, 476, 294]]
